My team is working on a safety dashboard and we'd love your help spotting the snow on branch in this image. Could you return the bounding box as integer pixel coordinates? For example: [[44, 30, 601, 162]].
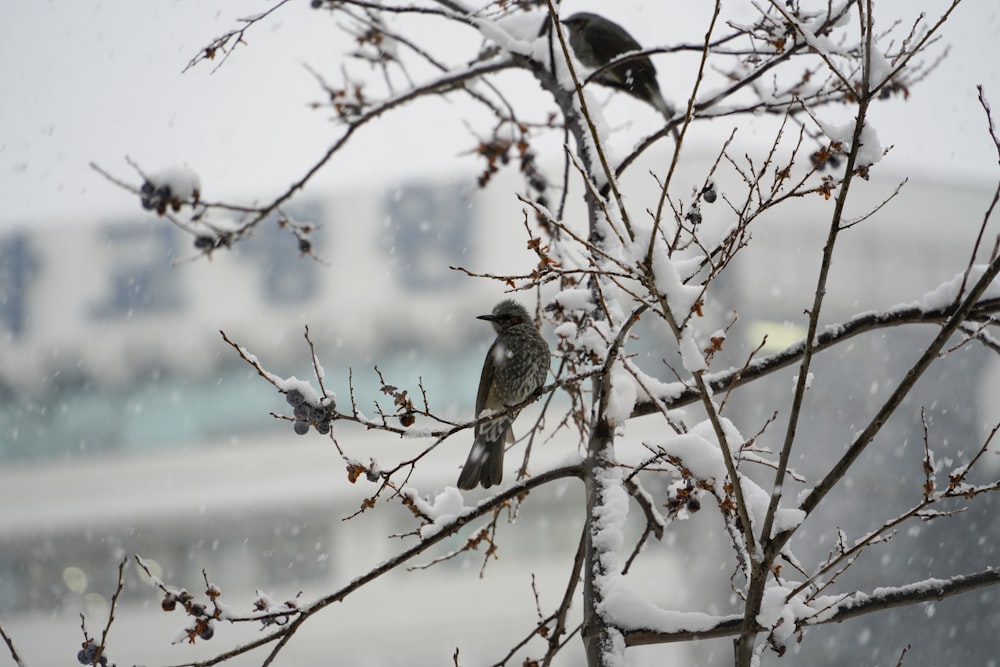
[[623, 567, 1000, 648]]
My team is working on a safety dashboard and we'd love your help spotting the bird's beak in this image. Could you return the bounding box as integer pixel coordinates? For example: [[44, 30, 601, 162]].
[[477, 314, 496, 322]]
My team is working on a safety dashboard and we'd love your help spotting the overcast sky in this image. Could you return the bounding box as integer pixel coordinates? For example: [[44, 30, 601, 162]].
[[1, 1, 998, 232]]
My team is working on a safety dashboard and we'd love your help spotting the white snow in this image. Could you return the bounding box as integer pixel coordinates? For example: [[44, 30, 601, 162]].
[[679, 330, 707, 373], [655, 430, 722, 481], [606, 366, 637, 427], [554, 287, 594, 311], [772, 508, 806, 535], [793, 15, 847, 58], [406, 486, 468, 540], [920, 264, 1000, 309], [147, 165, 201, 200], [792, 371, 814, 390], [643, 241, 703, 324], [816, 118, 883, 168], [855, 122, 884, 168], [275, 376, 323, 405], [473, 13, 535, 59], [591, 465, 629, 555], [622, 360, 687, 408], [652, 419, 777, 540], [869, 46, 893, 88], [599, 576, 723, 633], [756, 584, 814, 644], [171, 624, 193, 645], [553, 321, 578, 340], [590, 465, 629, 667], [493, 11, 548, 47], [592, 459, 731, 639]]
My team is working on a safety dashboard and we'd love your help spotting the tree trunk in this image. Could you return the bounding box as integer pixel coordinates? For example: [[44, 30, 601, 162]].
[[581, 415, 619, 667]]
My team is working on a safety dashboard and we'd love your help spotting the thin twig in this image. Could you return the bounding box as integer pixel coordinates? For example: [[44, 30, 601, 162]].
[[0, 623, 26, 667]]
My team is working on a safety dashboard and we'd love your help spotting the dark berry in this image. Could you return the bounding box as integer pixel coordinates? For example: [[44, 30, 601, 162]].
[[198, 622, 214, 641], [293, 420, 310, 435], [162, 596, 177, 611], [77, 641, 103, 666], [140, 182, 156, 210], [315, 420, 331, 435], [139, 181, 172, 212], [686, 498, 701, 512], [298, 238, 312, 254], [309, 405, 328, 422], [194, 235, 216, 250], [702, 185, 717, 204], [293, 403, 310, 420], [285, 389, 306, 406], [685, 209, 702, 225], [310, 0, 322, 7]]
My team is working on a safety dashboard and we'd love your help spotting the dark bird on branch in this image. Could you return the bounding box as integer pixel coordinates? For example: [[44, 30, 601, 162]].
[[561, 12, 674, 120], [457, 299, 550, 490]]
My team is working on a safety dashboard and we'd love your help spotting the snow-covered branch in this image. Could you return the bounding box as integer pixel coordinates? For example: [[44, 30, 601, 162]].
[[622, 567, 1000, 647], [631, 295, 1000, 418]]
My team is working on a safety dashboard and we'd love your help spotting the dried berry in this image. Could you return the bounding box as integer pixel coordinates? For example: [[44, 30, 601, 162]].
[[285, 389, 306, 406]]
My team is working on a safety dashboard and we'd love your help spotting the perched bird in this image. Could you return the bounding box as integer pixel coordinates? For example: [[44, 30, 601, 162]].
[[457, 299, 550, 490], [561, 12, 674, 120]]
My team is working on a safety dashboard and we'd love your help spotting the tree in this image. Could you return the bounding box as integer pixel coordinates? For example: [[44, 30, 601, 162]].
[[16, 1, 998, 666]]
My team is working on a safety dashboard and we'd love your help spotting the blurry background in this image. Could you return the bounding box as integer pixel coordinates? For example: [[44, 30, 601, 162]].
[[1, 1, 999, 665]]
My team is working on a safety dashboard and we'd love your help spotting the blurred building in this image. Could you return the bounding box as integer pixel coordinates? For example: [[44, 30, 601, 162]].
[[0, 173, 692, 665], [0, 159, 997, 665]]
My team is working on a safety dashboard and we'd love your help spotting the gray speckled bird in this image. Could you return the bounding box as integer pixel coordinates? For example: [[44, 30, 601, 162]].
[[561, 12, 674, 120], [457, 299, 550, 490]]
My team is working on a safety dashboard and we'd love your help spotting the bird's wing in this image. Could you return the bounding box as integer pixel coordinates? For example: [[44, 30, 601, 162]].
[[475, 340, 500, 421], [476, 339, 517, 443], [587, 21, 644, 65]]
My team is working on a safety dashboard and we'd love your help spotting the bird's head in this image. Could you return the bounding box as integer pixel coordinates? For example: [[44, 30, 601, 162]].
[[560, 12, 599, 31], [478, 299, 532, 333]]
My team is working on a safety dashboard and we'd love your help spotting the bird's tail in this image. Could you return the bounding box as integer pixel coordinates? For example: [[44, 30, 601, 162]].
[[648, 85, 675, 121], [457, 417, 511, 490]]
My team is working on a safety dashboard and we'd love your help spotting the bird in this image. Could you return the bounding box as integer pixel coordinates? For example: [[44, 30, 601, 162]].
[[560, 12, 674, 120], [457, 299, 550, 490]]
